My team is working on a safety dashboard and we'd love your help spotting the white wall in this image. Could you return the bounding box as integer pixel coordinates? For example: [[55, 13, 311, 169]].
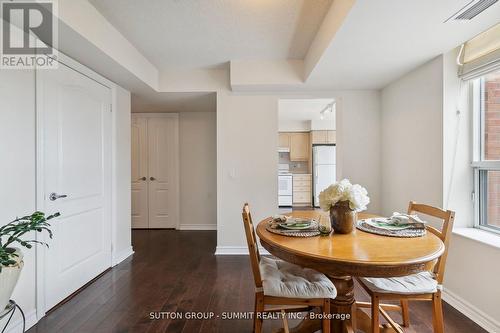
[[216, 92, 279, 252], [337, 91, 381, 213], [112, 87, 133, 264], [442, 48, 474, 227], [380, 56, 444, 215], [0, 69, 38, 331], [442, 48, 500, 331], [58, 0, 159, 90], [0, 62, 132, 332], [277, 119, 335, 132], [179, 112, 217, 230], [278, 119, 311, 132], [310, 118, 336, 130], [215, 90, 381, 253], [445, 233, 500, 331], [380, 52, 500, 330]]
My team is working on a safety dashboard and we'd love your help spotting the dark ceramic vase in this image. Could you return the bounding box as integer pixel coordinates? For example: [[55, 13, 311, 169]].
[[330, 200, 357, 234]]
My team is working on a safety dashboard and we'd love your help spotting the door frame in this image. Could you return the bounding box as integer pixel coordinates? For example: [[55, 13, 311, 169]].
[[35, 52, 115, 319], [131, 112, 180, 230]]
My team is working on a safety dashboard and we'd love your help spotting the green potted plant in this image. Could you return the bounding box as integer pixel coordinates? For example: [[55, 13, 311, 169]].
[[0, 211, 58, 310]]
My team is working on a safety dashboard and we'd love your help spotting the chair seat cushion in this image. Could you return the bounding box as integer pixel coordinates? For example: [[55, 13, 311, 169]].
[[359, 271, 438, 294], [259, 256, 337, 299]]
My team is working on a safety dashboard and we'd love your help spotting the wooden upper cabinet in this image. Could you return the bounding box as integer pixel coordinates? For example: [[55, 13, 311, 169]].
[[311, 130, 327, 144], [327, 130, 336, 144], [278, 132, 291, 148], [289, 133, 310, 161], [311, 130, 336, 144]]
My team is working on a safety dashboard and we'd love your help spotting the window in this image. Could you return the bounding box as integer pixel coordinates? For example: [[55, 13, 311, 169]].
[[472, 69, 500, 233]]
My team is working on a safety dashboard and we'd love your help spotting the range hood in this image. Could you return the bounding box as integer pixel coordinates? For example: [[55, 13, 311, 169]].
[[278, 147, 290, 153]]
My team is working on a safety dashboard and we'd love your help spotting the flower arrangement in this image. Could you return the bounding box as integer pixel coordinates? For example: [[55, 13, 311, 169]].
[[319, 179, 370, 212]]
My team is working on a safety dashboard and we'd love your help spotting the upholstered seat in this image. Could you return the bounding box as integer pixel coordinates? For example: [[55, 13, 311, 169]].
[[242, 204, 332, 333], [259, 256, 337, 299], [359, 271, 438, 295], [356, 201, 455, 333]]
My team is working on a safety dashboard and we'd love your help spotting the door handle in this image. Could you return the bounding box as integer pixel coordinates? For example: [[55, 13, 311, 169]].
[[150, 177, 156, 181], [139, 177, 146, 181], [49, 193, 68, 201]]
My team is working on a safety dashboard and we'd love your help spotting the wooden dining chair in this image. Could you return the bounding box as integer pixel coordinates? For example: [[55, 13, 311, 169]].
[[356, 201, 455, 333], [242, 203, 335, 333]]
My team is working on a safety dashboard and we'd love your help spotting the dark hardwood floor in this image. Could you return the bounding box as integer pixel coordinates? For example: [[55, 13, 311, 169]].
[[28, 230, 486, 333]]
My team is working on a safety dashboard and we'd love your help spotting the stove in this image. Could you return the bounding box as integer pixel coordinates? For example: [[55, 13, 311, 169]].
[[278, 164, 292, 206]]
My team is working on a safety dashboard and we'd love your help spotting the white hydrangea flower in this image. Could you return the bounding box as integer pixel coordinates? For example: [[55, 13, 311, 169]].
[[318, 179, 369, 212], [345, 184, 370, 212]]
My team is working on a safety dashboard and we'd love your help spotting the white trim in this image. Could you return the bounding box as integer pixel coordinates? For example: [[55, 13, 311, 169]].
[[112, 246, 134, 266], [178, 224, 217, 231], [35, 64, 46, 321], [5, 309, 37, 333], [35, 51, 115, 319], [214, 246, 270, 256], [453, 227, 500, 249], [48, 52, 114, 88], [471, 161, 500, 169], [442, 288, 500, 333]]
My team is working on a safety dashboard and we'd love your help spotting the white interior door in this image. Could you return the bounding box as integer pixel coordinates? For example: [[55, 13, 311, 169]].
[[131, 116, 149, 228], [147, 116, 179, 229], [37, 62, 112, 310]]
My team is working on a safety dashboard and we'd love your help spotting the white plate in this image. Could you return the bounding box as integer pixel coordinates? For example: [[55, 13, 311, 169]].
[[279, 218, 313, 230]]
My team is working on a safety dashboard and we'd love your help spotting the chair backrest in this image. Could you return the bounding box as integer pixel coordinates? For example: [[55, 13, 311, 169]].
[[407, 201, 455, 284], [242, 203, 262, 288]]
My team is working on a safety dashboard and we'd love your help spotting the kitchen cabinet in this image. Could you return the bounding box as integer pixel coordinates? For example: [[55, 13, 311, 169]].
[[289, 132, 310, 161], [327, 130, 336, 144], [311, 130, 336, 144], [311, 130, 327, 144], [293, 174, 312, 205], [278, 132, 291, 148]]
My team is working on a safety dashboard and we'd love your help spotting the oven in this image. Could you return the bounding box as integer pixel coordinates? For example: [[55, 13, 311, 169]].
[[278, 173, 293, 206]]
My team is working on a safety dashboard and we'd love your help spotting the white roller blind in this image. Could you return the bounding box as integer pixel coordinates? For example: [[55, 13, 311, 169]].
[[459, 23, 500, 80]]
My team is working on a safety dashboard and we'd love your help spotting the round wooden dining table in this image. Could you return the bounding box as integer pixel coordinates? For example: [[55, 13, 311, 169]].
[[256, 210, 445, 333]]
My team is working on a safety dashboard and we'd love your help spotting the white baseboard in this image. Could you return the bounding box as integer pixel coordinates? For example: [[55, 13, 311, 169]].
[[5, 308, 37, 333], [442, 288, 500, 332], [112, 246, 134, 266], [214, 246, 270, 256], [178, 224, 217, 231]]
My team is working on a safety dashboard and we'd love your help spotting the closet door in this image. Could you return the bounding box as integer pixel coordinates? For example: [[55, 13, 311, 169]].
[[147, 115, 179, 229], [37, 61, 112, 310], [131, 116, 149, 228]]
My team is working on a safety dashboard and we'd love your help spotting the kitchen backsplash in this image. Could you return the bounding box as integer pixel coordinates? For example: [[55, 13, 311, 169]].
[[278, 152, 309, 173]]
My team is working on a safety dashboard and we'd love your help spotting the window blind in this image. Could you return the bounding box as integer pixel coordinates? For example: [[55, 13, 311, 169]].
[[459, 23, 500, 80]]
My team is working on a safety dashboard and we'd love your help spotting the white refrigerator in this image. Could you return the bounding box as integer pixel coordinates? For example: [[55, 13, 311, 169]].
[[313, 145, 336, 207]]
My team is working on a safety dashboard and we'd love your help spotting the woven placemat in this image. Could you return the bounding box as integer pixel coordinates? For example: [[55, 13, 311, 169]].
[[266, 220, 320, 237], [356, 219, 426, 238]]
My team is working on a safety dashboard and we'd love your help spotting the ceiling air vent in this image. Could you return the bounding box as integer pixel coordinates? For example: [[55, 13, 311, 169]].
[[445, 0, 498, 21]]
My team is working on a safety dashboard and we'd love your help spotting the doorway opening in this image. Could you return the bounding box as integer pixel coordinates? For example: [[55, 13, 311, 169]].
[[277, 98, 336, 210]]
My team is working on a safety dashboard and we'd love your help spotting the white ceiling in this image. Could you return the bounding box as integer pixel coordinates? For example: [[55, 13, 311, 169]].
[[306, 0, 500, 89], [87, 0, 500, 109], [89, 0, 332, 71], [132, 92, 216, 113]]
